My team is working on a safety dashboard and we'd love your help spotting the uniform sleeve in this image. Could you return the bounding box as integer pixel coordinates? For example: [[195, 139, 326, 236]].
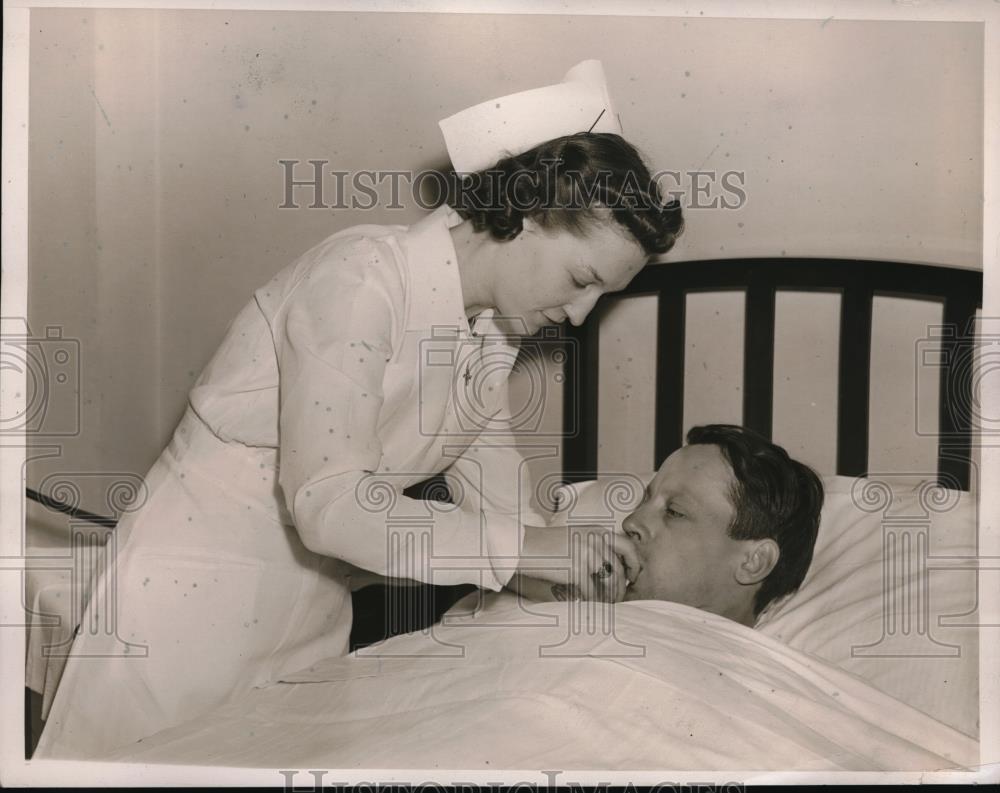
[[441, 393, 550, 588], [274, 238, 529, 590]]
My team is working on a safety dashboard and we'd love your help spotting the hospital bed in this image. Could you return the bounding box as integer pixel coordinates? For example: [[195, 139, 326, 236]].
[[25, 256, 985, 772]]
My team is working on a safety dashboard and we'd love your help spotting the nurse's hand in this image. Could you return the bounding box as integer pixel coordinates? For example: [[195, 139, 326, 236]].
[[516, 525, 642, 603]]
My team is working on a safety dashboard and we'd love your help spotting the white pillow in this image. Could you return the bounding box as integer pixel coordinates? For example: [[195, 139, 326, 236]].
[[547, 472, 980, 738], [757, 474, 979, 737], [548, 471, 656, 525]]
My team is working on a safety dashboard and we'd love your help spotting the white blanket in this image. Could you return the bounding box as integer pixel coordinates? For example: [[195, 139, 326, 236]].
[[104, 594, 977, 771]]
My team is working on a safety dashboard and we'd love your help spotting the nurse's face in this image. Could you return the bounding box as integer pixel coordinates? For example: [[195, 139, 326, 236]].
[[492, 218, 646, 335]]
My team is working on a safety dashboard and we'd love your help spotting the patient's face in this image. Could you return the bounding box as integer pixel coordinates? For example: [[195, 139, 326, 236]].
[[622, 444, 743, 610]]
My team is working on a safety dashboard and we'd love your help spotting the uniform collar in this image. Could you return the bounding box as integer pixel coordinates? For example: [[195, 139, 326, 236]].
[[399, 204, 472, 336], [399, 204, 522, 350]]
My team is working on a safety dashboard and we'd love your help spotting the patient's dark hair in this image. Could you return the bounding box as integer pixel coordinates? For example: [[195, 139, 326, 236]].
[[447, 132, 684, 256], [686, 424, 824, 618]]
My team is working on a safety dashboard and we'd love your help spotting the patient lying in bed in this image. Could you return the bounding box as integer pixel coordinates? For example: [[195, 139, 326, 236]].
[[511, 424, 824, 628], [98, 427, 978, 769]]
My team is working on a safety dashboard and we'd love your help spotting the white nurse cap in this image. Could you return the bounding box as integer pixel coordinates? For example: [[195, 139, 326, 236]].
[[438, 59, 622, 174]]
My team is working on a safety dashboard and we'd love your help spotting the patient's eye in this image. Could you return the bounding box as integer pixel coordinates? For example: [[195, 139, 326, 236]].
[[665, 505, 686, 519]]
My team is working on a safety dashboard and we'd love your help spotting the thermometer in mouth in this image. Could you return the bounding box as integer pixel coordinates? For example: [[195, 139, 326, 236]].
[[549, 559, 633, 601], [600, 559, 639, 591], [610, 557, 638, 589]]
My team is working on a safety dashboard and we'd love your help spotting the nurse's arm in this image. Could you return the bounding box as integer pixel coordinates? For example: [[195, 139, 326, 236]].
[[440, 406, 551, 590], [273, 238, 522, 591]]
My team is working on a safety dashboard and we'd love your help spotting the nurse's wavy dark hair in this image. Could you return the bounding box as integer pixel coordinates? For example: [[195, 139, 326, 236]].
[[686, 424, 824, 618], [447, 132, 684, 256]]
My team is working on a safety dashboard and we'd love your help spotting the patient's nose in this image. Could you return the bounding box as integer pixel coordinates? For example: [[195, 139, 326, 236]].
[[622, 514, 644, 543]]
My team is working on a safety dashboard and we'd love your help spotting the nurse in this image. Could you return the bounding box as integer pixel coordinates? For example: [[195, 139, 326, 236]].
[[35, 61, 684, 759]]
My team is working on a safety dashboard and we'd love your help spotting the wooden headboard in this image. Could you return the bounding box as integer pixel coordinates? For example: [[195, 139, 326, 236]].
[[561, 258, 983, 490]]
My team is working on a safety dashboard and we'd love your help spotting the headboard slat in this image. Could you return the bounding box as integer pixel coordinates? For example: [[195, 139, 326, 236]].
[[561, 320, 600, 481], [655, 289, 686, 467], [836, 283, 873, 477], [937, 292, 980, 490], [744, 279, 776, 440]]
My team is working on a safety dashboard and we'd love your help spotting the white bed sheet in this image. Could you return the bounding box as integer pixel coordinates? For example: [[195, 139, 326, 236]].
[[103, 593, 977, 771]]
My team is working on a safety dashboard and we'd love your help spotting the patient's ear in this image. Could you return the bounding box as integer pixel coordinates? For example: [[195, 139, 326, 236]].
[[736, 539, 779, 585]]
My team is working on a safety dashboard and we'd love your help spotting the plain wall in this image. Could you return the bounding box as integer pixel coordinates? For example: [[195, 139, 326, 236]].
[[26, 9, 983, 537]]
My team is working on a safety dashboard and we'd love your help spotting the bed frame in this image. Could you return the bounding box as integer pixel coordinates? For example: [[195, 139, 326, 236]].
[[561, 258, 984, 491]]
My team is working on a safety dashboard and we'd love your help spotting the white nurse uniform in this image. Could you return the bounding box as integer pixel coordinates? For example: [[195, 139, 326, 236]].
[[35, 204, 546, 759]]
